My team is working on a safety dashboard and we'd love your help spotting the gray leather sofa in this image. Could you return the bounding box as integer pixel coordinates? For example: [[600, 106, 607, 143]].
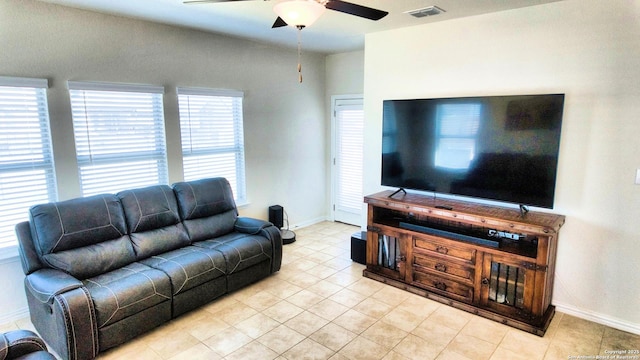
[[15, 177, 282, 360], [0, 330, 56, 360]]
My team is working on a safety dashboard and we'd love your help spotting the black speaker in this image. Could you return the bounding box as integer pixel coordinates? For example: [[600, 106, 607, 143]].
[[268, 205, 283, 229], [351, 231, 367, 264]]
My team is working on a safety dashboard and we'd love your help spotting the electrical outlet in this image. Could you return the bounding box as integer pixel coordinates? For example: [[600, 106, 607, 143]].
[[636, 169, 640, 185]]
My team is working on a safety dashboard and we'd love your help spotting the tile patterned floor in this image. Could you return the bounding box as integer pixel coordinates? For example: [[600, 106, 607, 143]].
[[2, 221, 639, 359]]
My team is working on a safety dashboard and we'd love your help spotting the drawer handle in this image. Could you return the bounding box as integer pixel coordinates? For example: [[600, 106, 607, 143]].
[[436, 246, 449, 254], [435, 263, 447, 272], [434, 281, 447, 291]]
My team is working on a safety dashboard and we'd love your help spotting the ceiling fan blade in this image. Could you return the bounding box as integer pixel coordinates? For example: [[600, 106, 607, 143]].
[[272, 16, 288, 28], [324, 0, 388, 21]]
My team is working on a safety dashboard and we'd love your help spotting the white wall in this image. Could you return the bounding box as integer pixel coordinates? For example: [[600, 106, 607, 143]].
[[326, 51, 364, 96], [325, 51, 365, 219], [0, 258, 29, 322], [0, 0, 328, 322], [364, 0, 640, 334]]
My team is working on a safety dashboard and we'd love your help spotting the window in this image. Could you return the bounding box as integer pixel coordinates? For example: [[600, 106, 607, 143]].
[[0, 76, 57, 253], [69, 81, 168, 196], [177, 87, 246, 204], [434, 103, 482, 170]]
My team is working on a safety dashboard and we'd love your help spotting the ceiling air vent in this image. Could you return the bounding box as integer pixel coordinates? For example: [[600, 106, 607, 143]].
[[406, 5, 446, 18]]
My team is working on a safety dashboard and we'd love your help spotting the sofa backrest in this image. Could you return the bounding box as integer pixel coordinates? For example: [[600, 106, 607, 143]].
[[28, 194, 136, 279], [172, 177, 238, 242], [118, 185, 190, 259]]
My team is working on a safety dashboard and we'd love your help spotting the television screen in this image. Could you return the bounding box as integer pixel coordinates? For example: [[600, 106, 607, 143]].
[[381, 94, 564, 208]]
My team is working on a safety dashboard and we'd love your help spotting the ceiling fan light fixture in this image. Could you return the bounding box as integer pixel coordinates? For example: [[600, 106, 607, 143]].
[[273, 0, 326, 28]]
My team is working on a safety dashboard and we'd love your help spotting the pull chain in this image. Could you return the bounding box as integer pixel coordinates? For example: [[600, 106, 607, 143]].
[[297, 25, 304, 83]]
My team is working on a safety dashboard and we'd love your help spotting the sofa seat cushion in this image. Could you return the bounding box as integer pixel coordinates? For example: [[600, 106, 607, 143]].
[[139, 246, 227, 296], [83, 262, 172, 329], [193, 232, 272, 274]]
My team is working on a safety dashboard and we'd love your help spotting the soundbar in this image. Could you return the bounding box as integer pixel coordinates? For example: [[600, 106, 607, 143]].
[[399, 222, 499, 248]]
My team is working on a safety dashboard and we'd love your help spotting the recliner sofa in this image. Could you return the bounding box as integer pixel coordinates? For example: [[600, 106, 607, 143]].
[[15, 177, 282, 360], [0, 330, 56, 360]]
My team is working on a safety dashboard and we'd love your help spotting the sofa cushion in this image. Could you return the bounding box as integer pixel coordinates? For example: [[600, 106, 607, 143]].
[[41, 238, 137, 280], [173, 178, 238, 241], [29, 194, 135, 279], [118, 185, 190, 259], [174, 211, 237, 243], [139, 246, 226, 296], [83, 262, 172, 329], [193, 232, 272, 274]]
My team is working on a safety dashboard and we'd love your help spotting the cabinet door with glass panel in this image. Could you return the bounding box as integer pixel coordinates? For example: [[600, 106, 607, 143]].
[[479, 252, 540, 321], [366, 227, 408, 281]]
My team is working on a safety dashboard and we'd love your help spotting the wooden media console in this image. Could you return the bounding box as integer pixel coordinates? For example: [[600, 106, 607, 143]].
[[364, 190, 565, 336]]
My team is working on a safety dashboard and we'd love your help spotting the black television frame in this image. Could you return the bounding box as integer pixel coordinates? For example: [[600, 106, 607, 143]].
[[381, 94, 565, 209]]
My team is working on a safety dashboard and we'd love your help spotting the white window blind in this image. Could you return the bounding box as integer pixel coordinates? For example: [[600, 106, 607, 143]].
[[69, 81, 168, 196], [435, 103, 482, 170], [177, 87, 246, 204], [0, 76, 57, 252], [335, 99, 364, 213]]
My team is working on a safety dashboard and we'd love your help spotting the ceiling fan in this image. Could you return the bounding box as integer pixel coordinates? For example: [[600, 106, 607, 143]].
[[184, 0, 389, 28], [184, 0, 389, 82]]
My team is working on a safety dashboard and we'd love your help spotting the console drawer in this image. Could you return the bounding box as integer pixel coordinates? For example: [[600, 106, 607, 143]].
[[413, 271, 474, 303], [413, 254, 475, 283], [413, 236, 476, 264]]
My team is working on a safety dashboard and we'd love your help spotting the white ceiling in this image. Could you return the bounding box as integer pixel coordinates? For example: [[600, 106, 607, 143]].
[[36, 0, 564, 54]]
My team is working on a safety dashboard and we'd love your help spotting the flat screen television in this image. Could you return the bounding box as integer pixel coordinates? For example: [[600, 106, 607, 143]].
[[381, 94, 565, 209]]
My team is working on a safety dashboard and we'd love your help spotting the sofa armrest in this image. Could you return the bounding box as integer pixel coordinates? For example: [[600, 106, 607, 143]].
[[235, 217, 283, 273], [0, 330, 54, 360], [24, 277, 98, 360], [234, 217, 273, 234], [24, 269, 83, 304], [15, 221, 44, 275]]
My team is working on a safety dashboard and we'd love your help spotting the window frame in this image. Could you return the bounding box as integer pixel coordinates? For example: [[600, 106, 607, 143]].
[[68, 81, 169, 196], [177, 87, 247, 205], [0, 76, 57, 259]]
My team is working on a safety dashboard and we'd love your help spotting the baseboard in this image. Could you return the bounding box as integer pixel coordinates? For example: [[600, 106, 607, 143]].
[[287, 216, 331, 230], [0, 307, 29, 325], [554, 301, 640, 335]]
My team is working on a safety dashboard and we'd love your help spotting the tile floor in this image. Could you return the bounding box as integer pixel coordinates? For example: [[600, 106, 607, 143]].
[[2, 221, 639, 359]]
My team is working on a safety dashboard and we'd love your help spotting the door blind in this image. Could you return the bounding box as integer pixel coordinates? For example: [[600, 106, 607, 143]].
[[335, 99, 364, 213]]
